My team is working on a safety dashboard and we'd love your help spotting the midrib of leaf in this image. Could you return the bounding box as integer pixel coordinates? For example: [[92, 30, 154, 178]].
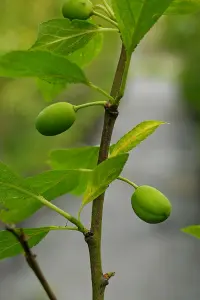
[[0, 181, 45, 205], [36, 28, 103, 48], [111, 124, 160, 156], [130, 0, 149, 50], [0, 181, 75, 223], [37, 30, 100, 45]]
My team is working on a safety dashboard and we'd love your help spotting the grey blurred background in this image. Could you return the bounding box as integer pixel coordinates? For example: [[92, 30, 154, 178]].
[[0, 1, 200, 300]]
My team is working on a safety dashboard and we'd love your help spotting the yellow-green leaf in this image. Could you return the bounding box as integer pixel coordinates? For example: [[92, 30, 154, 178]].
[[110, 120, 166, 157], [79, 153, 129, 213], [181, 225, 200, 239]]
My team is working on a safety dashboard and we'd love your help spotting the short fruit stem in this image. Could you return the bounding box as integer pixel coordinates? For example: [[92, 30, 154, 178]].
[[92, 11, 118, 28], [74, 101, 107, 112], [118, 176, 138, 189]]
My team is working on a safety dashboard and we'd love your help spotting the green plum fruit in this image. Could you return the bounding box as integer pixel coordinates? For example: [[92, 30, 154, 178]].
[[35, 102, 76, 136], [62, 0, 93, 20], [131, 185, 172, 224]]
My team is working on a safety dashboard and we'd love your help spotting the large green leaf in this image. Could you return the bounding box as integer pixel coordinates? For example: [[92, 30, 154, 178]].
[[0, 162, 31, 223], [0, 227, 49, 260], [0, 226, 72, 260], [80, 153, 129, 212], [110, 121, 166, 157], [25, 169, 85, 201], [36, 29, 103, 102], [30, 19, 103, 101], [166, 0, 200, 14], [49, 146, 99, 195], [67, 32, 103, 67], [181, 225, 200, 239], [0, 162, 84, 224], [111, 0, 173, 52], [0, 51, 88, 85], [31, 19, 103, 58], [36, 79, 67, 102]]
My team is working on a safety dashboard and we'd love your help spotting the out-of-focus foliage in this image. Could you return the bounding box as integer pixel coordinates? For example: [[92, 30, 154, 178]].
[[0, 0, 118, 175], [161, 13, 200, 121]]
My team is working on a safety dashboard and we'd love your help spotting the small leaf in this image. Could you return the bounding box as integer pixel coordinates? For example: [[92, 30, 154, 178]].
[[0, 228, 49, 260], [0, 162, 34, 223], [0, 51, 88, 85], [111, 0, 174, 52], [37, 79, 66, 102], [80, 153, 129, 212], [31, 19, 103, 58], [110, 121, 166, 157], [49, 146, 99, 195], [0, 162, 84, 224], [166, 0, 200, 14], [0, 226, 72, 260], [181, 225, 200, 239]]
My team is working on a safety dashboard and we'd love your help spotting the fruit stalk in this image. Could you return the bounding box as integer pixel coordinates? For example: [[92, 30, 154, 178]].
[[102, 0, 115, 20], [92, 11, 118, 28], [74, 101, 107, 111], [86, 44, 131, 300], [118, 176, 138, 189]]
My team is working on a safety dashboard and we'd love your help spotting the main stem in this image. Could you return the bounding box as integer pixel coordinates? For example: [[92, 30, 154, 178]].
[[86, 44, 130, 300]]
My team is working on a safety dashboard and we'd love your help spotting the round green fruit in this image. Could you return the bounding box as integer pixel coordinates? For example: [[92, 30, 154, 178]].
[[62, 0, 93, 20], [131, 185, 172, 224], [35, 102, 76, 136]]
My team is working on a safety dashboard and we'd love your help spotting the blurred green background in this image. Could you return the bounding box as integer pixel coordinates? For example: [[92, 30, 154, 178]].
[[162, 12, 200, 119], [0, 0, 119, 175]]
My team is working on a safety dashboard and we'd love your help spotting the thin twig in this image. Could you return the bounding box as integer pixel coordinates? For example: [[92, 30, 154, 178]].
[[6, 226, 57, 300]]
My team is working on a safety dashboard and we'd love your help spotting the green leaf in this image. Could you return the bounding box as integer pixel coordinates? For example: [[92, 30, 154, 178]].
[[49, 146, 99, 169], [0, 162, 84, 224], [67, 32, 103, 67], [25, 169, 84, 201], [0, 226, 72, 260], [111, 0, 174, 52], [37, 79, 66, 102], [31, 19, 103, 58], [166, 0, 200, 14], [80, 153, 129, 212], [0, 227, 49, 260], [110, 121, 166, 157], [181, 225, 200, 239], [0, 162, 33, 223], [49, 146, 99, 195], [0, 51, 88, 85]]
